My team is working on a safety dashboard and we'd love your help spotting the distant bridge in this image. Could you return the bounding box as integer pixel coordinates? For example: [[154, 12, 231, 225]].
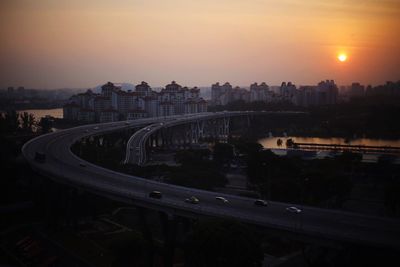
[[291, 142, 400, 155], [124, 111, 269, 165]]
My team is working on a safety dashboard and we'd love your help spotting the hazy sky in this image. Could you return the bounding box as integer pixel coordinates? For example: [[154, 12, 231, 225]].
[[1, 0, 399, 88]]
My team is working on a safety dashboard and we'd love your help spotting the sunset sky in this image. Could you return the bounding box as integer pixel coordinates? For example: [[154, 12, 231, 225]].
[[1, 0, 399, 89]]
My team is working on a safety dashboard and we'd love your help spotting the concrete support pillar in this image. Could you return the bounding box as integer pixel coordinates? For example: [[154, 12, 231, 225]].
[[137, 207, 154, 266], [198, 120, 205, 139], [159, 212, 177, 267], [223, 117, 230, 137], [185, 125, 191, 145], [161, 129, 167, 148], [189, 120, 205, 144], [155, 132, 159, 147], [190, 122, 197, 143]]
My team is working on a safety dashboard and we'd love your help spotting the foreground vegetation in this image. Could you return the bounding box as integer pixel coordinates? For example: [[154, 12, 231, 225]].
[[210, 95, 400, 139]]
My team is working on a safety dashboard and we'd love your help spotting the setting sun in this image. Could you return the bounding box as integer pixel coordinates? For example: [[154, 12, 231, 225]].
[[338, 54, 347, 62]]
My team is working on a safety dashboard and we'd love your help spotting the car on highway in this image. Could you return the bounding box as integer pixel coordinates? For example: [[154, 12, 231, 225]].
[[85, 129, 89, 133], [215, 196, 229, 203], [125, 122, 130, 125], [79, 162, 86, 167], [286, 206, 302, 213], [93, 127, 99, 130], [254, 199, 268, 206], [185, 196, 199, 204], [149, 191, 162, 199]]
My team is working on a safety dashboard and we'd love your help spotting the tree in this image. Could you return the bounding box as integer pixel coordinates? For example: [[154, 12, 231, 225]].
[[175, 149, 210, 165], [232, 140, 263, 156], [20, 112, 35, 132], [39, 117, 53, 133], [4, 110, 19, 133], [185, 219, 263, 267], [277, 138, 283, 147], [0, 113, 6, 133], [166, 163, 227, 190], [285, 138, 295, 148], [106, 231, 150, 267], [213, 143, 234, 165], [385, 178, 400, 216]]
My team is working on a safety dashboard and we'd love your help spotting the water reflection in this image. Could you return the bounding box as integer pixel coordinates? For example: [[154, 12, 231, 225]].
[[17, 108, 63, 119], [259, 136, 400, 149]]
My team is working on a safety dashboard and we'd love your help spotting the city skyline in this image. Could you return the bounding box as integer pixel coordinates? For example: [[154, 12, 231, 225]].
[[1, 0, 399, 88], [2, 80, 392, 91]]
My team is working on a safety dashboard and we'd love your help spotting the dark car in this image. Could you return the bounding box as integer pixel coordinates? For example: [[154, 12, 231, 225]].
[[149, 191, 162, 199], [254, 199, 268, 206], [185, 196, 199, 204]]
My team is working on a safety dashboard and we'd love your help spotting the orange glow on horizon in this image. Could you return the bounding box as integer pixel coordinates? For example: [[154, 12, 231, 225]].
[[0, 0, 399, 88]]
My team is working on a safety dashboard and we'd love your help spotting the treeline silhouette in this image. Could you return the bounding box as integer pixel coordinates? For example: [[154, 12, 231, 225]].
[[0, 110, 53, 135], [211, 96, 400, 139]]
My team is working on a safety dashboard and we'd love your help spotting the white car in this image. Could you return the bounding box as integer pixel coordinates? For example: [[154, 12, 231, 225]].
[[215, 196, 229, 203], [286, 206, 302, 213]]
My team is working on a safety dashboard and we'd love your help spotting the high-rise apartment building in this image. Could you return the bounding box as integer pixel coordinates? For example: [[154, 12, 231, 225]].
[[63, 81, 208, 123]]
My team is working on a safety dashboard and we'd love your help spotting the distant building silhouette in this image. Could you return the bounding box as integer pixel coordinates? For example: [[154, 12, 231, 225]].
[[350, 82, 365, 97], [210, 80, 339, 107], [296, 80, 338, 106], [250, 82, 271, 102], [63, 81, 208, 122], [211, 82, 253, 105]]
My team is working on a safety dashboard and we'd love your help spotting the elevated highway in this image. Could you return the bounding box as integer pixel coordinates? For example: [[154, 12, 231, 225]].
[[22, 111, 400, 250], [124, 111, 263, 165]]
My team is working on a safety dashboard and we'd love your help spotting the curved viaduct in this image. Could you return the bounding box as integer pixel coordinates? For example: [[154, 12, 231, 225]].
[[22, 111, 400, 250]]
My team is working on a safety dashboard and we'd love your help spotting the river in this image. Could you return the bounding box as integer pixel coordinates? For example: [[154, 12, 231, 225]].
[[17, 108, 63, 119], [259, 136, 400, 163], [259, 136, 400, 149]]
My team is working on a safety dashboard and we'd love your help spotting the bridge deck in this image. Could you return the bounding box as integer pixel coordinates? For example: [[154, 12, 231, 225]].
[[21, 112, 400, 250]]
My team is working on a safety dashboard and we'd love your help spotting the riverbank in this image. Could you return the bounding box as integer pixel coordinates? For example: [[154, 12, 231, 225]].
[[258, 136, 400, 164], [259, 136, 400, 150]]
